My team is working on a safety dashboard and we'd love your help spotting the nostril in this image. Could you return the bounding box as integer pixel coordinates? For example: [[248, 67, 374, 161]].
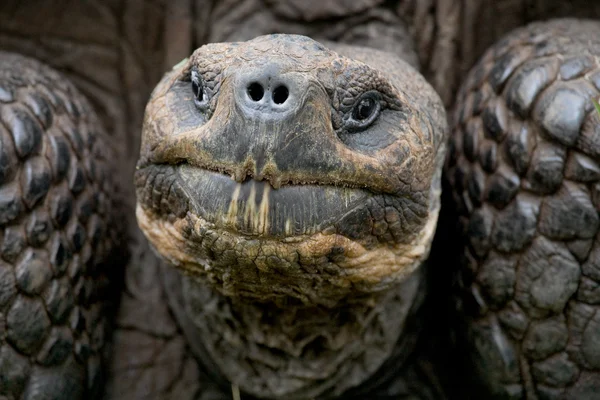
[[247, 82, 264, 101], [272, 85, 289, 105]]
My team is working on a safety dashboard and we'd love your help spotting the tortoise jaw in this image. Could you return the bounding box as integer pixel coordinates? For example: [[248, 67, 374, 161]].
[[135, 161, 440, 306], [176, 163, 371, 238]]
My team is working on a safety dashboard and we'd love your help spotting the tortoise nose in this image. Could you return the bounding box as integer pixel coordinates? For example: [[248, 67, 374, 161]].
[[235, 67, 302, 119]]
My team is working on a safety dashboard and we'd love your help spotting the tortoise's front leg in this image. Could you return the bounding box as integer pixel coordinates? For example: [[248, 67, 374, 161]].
[[447, 19, 600, 399], [0, 52, 122, 399]]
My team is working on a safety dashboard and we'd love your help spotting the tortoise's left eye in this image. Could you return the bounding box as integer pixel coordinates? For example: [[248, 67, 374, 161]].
[[191, 69, 207, 106]]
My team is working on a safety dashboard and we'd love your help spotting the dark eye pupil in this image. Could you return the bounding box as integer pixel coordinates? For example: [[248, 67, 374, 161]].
[[192, 80, 203, 101], [355, 98, 375, 120], [191, 74, 203, 101]]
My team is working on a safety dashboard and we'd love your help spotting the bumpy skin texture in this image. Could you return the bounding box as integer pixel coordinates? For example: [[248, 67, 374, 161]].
[[446, 19, 600, 399], [135, 35, 447, 399], [0, 53, 122, 399]]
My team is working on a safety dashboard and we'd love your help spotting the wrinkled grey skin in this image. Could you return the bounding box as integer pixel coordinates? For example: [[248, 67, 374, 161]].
[[1, 1, 600, 399]]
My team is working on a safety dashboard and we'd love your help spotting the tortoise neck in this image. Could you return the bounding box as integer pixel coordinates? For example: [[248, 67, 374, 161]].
[[161, 263, 424, 399]]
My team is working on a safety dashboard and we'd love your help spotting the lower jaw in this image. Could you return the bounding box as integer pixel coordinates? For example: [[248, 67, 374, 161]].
[[136, 203, 434, 306]]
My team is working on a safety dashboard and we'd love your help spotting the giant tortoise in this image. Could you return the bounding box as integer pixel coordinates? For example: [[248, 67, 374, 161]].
[[0, 1, 599, 399]]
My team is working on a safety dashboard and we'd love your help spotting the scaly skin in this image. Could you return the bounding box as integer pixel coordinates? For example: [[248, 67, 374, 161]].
[[446, 19, 600, 399], [0, 52, 123, 399]]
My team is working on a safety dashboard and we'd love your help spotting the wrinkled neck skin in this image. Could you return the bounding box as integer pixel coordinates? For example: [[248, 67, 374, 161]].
[[161, 260, 425, 399]]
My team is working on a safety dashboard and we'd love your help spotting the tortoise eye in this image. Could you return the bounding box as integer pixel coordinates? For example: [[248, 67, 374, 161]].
[[345, 91, 381, 132], [353, 97, 377, 121], [191, 70, 206, 104]]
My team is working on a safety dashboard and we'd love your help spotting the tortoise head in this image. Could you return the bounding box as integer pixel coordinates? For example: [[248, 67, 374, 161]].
[[135, 34, 447, 306]]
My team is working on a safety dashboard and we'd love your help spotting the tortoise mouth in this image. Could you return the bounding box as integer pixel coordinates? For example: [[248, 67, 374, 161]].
[[174, 163, 371, 238], [136, 161, 438, 303]]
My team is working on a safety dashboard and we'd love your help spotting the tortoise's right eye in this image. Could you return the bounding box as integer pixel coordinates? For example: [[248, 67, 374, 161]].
[[343, 91, 382, 132], [191, 70, 207, 105], [353, 97, 377, 121]]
